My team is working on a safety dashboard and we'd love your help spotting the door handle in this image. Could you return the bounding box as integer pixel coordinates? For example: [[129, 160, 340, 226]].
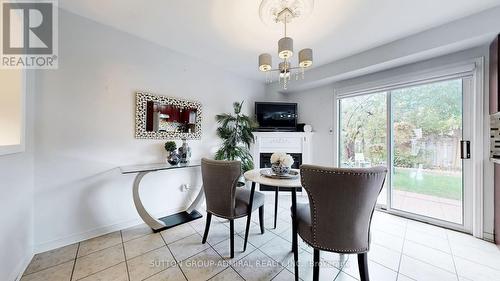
[[460, 140, 470, 159]]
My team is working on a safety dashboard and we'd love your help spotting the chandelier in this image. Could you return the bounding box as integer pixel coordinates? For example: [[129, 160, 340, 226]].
[[258, 0, 314, 90]]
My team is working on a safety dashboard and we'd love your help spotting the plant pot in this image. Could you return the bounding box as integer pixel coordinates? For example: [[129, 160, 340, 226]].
[[271, 163, 290, 175], [166, 151, 180, 165]]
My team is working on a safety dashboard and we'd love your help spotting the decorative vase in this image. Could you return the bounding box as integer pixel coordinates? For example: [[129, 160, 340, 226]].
[[271, 163, 290, 175], [166, 151, 180, 165], [178, 138, 191, 163]]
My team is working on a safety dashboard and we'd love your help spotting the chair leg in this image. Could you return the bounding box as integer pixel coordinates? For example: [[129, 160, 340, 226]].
[[259, 205, 265, 234], [274, 186, 279, 229], [202, 212, 212, 244], [229, 219, 234, 258], [291, 188, 299, 281], [358, 253, 369, 281], [313, 249, 320, 281], [243, 211, 252, 252], [243, 182, 256, 252]]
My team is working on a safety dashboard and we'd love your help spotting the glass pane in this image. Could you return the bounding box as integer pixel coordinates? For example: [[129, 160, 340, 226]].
[[339, 92, 388, 205], [391, 79, 463, 224]]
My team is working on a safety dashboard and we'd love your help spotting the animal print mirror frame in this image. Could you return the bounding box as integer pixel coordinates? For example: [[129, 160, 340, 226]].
[[135, 92, 202, 140]]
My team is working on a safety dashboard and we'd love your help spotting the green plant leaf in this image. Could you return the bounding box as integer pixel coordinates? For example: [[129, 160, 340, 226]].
[[214, 101, 256, 172]]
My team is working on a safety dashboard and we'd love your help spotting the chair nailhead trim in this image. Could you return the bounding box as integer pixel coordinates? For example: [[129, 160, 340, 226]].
[[298, 232, 368, 253], [299, 167, 382, 253]]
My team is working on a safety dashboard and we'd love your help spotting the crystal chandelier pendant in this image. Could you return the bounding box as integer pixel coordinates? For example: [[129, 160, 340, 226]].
[[257, 0, 314, 90]]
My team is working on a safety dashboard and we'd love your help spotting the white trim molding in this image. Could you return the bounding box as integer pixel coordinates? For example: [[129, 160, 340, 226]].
[[471, 57, 484, 238]]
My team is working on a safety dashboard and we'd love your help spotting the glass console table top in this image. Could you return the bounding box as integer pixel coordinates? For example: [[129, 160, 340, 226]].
[[119, 161, 201, 174]]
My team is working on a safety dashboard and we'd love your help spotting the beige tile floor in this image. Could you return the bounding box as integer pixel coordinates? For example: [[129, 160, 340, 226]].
[[21, 195, 500, 281]]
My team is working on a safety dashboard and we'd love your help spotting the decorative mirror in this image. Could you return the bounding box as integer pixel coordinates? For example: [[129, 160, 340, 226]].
[[135, 92, 202, 140]]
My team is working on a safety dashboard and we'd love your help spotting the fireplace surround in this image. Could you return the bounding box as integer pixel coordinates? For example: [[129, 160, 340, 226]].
[[251, 132, 313, 192]]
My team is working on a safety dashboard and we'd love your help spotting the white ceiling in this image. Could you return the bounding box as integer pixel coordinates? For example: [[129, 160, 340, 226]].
[[59, 0, 500, 81]]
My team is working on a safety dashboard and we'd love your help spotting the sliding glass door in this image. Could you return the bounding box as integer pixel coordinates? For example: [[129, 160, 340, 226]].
[[339, 92, 388, 206], [338, 77, 472, 231]]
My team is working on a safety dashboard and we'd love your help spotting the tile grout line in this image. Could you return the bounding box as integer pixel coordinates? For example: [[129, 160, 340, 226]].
[[71, 261, 125, 280], [73, 233, 161, 281], [398, 273, 418, 280], [168, 233, 216, 262], [159, 229, 190, 281], [120, 231, 132, 281], [69, 242, 80, 281], [76, 241, 122, 259], [200, 217, 273, 280], [404, 238, 452, 255], [395, 219, 409, 278], [21, 248, 79, 277], [446, 231, 461, 281], [25, 246, 125, 281], [269, 267, 287, 281], [204, 217, 290, 280], [399, 229, 465, 277], [205, 237, 249, 281], [334, 254, 351, 280], [445, 237, 500, 273], [121, 228, 153, 244]]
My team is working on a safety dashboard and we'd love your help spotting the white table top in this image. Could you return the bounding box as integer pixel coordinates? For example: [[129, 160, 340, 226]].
[[243, 168, 302, 188]]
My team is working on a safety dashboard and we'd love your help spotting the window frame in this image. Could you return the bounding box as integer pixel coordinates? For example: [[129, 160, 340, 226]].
[[0, 69, 26, 156], [333, 58, 485, 238]]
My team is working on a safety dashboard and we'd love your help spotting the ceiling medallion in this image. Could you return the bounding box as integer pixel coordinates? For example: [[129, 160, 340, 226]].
[[258, 0, 314, 90]]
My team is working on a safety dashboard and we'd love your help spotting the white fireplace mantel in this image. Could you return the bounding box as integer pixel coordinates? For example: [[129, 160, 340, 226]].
[[251, 132, 313, 169]]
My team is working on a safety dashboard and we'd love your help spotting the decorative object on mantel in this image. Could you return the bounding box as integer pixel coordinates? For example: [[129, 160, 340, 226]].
[[178, 138, 191, 164], [258, 0, 314, 90], [270, 152, 294, 175], [164, 141, 180, 165], [135, 92, 202, 140], [297, 123, 312, 132], [215, 101, 258, 172]]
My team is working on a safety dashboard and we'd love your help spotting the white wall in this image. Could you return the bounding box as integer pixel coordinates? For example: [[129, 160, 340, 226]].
[[0, 72, 34, 280], [32, 10, 265, 251], [280, 46, 494, 239]]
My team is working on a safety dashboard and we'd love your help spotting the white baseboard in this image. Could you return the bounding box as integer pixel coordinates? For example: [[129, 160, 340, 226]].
[[483, 232, 494, 243], [12, 249, 34, 281], [34, 207, 185, 253]]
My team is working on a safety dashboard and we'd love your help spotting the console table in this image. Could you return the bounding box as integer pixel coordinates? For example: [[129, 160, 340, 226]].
[[119, 162, 203, 232]]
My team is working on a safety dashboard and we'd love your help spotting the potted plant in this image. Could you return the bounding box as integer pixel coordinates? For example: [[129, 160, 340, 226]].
[[164, 141, 180, 165], [215, 101, 258, 172], [270, 152, 294, 175]]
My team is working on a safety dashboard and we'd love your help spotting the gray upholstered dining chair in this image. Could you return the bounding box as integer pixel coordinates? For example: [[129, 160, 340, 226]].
[[201, 158, 265, 258], [293, 165, 387, 281]]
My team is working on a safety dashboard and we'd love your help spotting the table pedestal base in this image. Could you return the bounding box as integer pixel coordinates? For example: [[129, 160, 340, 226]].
[[132, 170, 205, 232], [154, 210, 203, 232]]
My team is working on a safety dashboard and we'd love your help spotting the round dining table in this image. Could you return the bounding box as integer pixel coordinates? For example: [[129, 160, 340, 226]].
[[243, 168, 302, 281]]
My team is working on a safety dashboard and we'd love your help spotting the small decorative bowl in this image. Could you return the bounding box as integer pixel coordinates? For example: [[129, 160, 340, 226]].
[[271, 163, 291, 175]]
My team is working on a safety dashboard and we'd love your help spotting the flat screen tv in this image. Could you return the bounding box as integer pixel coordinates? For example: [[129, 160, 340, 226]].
[[255, 102, 297, 131]]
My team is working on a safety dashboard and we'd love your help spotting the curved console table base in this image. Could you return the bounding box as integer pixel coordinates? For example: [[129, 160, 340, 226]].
[[132, 170, 204, 232]]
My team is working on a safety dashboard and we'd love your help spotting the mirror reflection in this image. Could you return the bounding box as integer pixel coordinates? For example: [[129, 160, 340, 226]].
[[146, 102, 198, 133]]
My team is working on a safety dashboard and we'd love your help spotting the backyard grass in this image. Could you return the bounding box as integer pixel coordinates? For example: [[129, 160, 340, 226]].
[[393, 168, 462, 201]]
